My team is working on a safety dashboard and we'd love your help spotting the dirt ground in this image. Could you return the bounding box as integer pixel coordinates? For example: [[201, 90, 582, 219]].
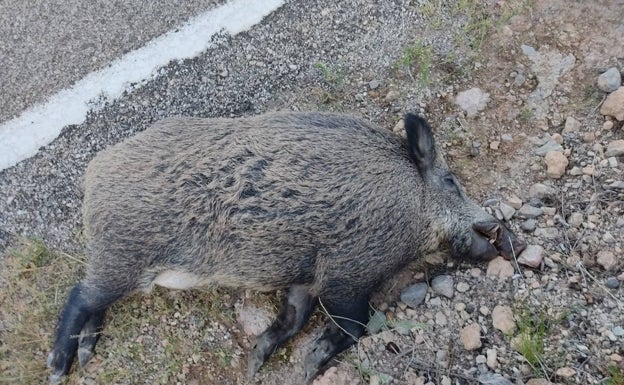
[[1, 0, 623, 384]]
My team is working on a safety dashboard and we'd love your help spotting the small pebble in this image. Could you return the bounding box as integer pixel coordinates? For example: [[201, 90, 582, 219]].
[[487, 257, 515, 278], [456, 282, 470, 293], [551, 133, 563, 144], [544, 151, 568, 179], [555, 367, 576, 379], [603, 232, 616, 244], [518, 204, 543, 218], [506, 195, 523, 209], [431, 275, 454, 298], [605, 277, 620, 289], [606, 140, 624, 157], [534, 140, 563, 156], [568, 212, 583, 228], [400, 283, 428, 308], [563, 116, 581, 133], [521, 219, 537, 232], [499, 202, 515, 221], [486, 349, 498, 370]]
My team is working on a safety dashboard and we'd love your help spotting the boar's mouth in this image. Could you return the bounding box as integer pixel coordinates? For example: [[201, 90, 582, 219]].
[[470, 220, 526, 261]]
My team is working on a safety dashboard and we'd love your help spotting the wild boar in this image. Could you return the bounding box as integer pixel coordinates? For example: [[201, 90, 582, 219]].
[[47, 112, 525, 383]]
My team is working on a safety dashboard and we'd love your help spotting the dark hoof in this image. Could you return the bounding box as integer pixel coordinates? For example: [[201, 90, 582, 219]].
[[47, 350, 69, 384], [78, 347, 94, 368], [303, 339, 333, 382], [247, 334, 273, 379]]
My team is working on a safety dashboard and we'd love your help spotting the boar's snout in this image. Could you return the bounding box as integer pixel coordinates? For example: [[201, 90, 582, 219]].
[[471, 220, 526, 261]]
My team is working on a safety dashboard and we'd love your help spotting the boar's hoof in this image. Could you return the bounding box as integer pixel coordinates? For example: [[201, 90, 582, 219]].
[[77, 347, 94, 368], [47, 350, 69, 385], [247, 334, 275, 379], [303, 339, 334, 382]]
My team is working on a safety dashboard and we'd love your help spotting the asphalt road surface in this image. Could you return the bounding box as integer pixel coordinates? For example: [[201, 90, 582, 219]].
[[0, 0, 223, 123]]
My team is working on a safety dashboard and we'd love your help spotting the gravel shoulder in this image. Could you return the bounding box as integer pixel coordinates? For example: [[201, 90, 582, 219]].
[[0, 0, 622, 384]]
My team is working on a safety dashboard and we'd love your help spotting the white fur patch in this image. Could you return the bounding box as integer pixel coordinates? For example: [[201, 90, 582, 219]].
[[152, 270, 209, 290]]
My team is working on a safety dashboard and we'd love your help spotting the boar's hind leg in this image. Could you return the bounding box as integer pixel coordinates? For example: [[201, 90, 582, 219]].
[[248, 285, 317, 378], [304, 296, 368, 381], [47, 283, 122, 383]]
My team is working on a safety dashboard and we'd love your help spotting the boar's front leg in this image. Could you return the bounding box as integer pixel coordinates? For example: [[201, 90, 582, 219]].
[[248, 285, 317, 378], [303, 295, 369, 381]]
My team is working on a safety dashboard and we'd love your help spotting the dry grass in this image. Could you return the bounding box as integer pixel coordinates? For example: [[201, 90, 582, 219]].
[[0, 239, 83, 384], [0, 239, 242, 385]]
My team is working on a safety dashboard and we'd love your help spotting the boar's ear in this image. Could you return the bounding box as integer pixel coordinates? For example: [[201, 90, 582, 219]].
[[404, 113, 436, 174]]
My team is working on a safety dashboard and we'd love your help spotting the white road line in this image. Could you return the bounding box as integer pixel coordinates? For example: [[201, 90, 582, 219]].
[[0, 0, 285, 171]]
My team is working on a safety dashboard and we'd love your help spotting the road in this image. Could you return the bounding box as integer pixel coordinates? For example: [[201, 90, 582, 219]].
[[0, 0, 284, 170], [0, 0, 223, 124]]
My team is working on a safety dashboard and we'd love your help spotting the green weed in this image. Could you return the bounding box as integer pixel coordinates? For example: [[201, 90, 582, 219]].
[[314, 62, 347, 106], [606, 364, 624, 385], [513, 307, 550, 374], [395, 40, 433, 86], [519, 107, 534, 122]]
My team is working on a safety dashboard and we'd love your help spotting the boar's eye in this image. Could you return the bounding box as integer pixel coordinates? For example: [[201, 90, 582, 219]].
[[441, 174, 461, 194]]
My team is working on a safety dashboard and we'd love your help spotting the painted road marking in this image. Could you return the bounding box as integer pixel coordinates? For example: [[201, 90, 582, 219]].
[[0, 0, 285, 171]]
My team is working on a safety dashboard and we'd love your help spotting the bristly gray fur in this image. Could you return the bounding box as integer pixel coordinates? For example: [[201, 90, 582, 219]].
[[48, 111, 525, 383], [81, 112, 491, 299]]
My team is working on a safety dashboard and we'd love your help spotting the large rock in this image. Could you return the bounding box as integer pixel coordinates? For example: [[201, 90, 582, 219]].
[[492, 305, 516, 334], [236, 305, 272, 336], [431, 275, 454, 298], [456, 88, 490, 117], [487, 257, 515, 278], [528, 183, 556, 199], [563, 116, 581, 134], [534, 140, 563, 156], [600, 86, 624, 121], [517, 245, 545, 268], [400, 283, 428, 308], [605, 140, 624, 157], [544, 151, 568, 179], [597, 250, 617, 271], [460, 323, 482, 350], [518, 204, 543, 218], [597, 67, 622, 93]]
